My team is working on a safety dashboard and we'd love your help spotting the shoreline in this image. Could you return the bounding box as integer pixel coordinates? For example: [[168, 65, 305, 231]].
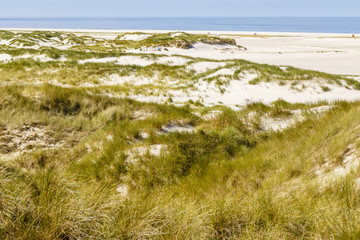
[[0, 28, 358, 37]]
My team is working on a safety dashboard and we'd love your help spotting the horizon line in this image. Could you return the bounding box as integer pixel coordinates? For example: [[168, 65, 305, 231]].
[[1, 16, 360, 19]]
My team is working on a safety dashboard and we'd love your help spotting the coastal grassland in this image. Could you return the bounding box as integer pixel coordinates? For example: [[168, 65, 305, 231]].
[[0, 30, 98, 46], [2, 30, 360, 239], [1, 29, 359, 92], [1, 82, 360, 239], [1, 48, 359, 97], [0, 30, 240, 52]]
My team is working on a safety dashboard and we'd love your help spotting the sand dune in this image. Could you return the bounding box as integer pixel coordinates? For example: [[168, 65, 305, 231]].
[[1, 28, 360, 108]]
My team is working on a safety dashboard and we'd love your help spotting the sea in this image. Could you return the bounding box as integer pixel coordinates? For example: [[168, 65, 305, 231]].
[[0, 17, 360, 34]]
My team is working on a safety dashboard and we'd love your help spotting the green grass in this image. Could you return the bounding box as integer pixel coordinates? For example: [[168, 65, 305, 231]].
[[321, 85, 331, 92]]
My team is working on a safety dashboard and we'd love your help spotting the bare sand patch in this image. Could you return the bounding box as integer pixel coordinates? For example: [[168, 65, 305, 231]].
[[156, 56, 191, 66], [160, 122, 195, 134], [187, 61, 227, 74], [0, 123, 64, 158], [0, 54, 12, 62], [120, 34, 152, 41], [79, 55, 156, 66], [316, 142, 360, 189], [125, 144, 168, 164]]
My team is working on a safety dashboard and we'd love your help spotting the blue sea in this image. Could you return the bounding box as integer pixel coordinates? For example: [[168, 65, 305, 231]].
[[0, 17, 360, 33]]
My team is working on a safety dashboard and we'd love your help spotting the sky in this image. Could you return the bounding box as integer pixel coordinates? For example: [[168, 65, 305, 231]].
[[0, 0, 359, 18]]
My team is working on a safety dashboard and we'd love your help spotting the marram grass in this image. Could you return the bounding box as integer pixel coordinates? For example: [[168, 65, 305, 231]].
[[1, 84, 360, 239]]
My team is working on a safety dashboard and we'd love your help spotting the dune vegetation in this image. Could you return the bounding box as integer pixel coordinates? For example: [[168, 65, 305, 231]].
[[1, 30, 360, 239]]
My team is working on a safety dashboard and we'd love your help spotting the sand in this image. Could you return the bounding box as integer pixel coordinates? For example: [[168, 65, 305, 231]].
[[187, 61, 227, 74], [234, 37, 360, 75], [79, 56, 190, 67], [173, 73, 360, 109], [119, 34, 151, 41], [0, 54, 12, 62]]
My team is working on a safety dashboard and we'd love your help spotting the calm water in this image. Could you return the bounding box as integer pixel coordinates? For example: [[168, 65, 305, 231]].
[[0, 17, 360, 33]]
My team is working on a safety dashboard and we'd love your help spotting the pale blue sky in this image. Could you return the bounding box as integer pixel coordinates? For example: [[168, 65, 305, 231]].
[[1, 0, 359, 18]]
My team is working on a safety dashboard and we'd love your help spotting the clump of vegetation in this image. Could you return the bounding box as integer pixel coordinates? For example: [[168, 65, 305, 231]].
[[0, 30, 15, 40], [114, 32, 238, 49], [321, 85, 331, 92]]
